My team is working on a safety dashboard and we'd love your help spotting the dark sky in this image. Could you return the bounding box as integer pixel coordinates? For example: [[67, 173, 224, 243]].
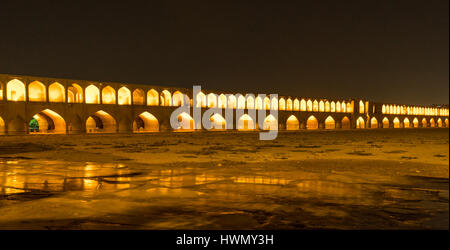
[[0, 1, 448, 105]]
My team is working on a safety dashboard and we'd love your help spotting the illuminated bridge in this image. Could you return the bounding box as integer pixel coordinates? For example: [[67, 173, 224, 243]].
[[0, 73, 448, 135]]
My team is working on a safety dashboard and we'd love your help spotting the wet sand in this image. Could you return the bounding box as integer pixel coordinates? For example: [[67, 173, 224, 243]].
[[0, 128, 448, 229]]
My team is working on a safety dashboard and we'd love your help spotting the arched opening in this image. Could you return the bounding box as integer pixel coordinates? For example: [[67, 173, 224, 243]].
[[175, 112, 195, 131], [313, 100, 319, 112], [319, 100, 324, 112], [207, 93, 218, 108], [133, 112, 159, 132], [336, 101, 341, 112], [264, 97, 271, 110], [160, 90, 172, 106], [118, 87, 131, 105], [68, 83, 83, 103], [133, 89, 145, 105], [306, 100, 313, 111], [238, 114, 255, 130], [356, 117, 365, 129], [293, 99, 300, 111], [370, 117, 378, 128], [238, 95, 246, 109], [228, 95, 236, 109], [147, 89, 159, 106], [6, 79, 26, 101], [306, 115, 318, 130], [445, 118, 449, 128], [197, 92, 207, 108], [246, 96, 255, 109], [172, 91, 186, 106], [430, 118, 435, 128], [413, 118, 419, 128], [255, 96, 263, 110], [341, 117, 351, 129], [28, 81, 46, 102], [286, 98, 293, 110], [85, 85, 100, 104], [330, 101, 336, 112], [422, 118, 427, 128], [102, 86, 116, 104], [382, 117, 389, 128], [0, 116, 5, 134], [286, 115, 299, 130], [86, 111, 116, 133], [324, 101, 330, 112], [437, 118, 442, 128], [8, 116, 27, 134], [341, 102, 347, 112], [279, 98, 286, 110], [263, 114, 278, 130], [359, 100, 365, 113], [218, 94, 227, 108], [29, 109, 66, 134], [382, 105, 386, 114], [346, 102, 352, 113], [403, 118, 410, 128], [271, 98, 278, 110], [324, 116, 335, 129], [48, 82, 65, 103], [209, 113, 226, 130], [300, 99, 306, 111], [0, 83, 3, 100], [393, 117, 400, 128]]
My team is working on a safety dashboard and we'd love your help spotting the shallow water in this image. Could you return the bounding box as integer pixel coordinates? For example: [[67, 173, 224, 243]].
[[0, 158, 447, 229]]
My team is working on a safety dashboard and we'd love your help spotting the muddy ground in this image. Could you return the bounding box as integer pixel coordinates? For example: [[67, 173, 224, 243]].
[[0, 128, 448, 229]]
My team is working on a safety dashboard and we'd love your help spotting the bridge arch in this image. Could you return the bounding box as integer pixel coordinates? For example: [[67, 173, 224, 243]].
[[286, 115, 299, 130], [101, 86, 116, 104], [29, 109, 66, 134], [312, 100, 319, 112], [324, 101, 330, 112], [118, 87, 131, 105], [28, 81, 46, 102], [356, 117, 365, 129], [382, 117, 389, 128], [255, 96, 263, 110], [413, 118, 419, 128], [132, 89, 145, 105], [264, 97, 270, 110], [445, 118, 449, 128], [209, 113, 226, 130], [133, 111, 159, 132], [330, 101, 336, 112], [263, 114, 278, 130], [437, 118, 442, 128], [319, 100, 324, 112], [403, 117, 410, 128], [176, 112, 195, 131], [393, 117, 400, 128], [237, 95, 246, 109], [306, 115, 318, 130], [86, 85, 100, 104], [422, 118, 427, 128], [336, 101, 341, 112], [86, 110, 116, 133], [324, 116, 335, 129], [68, 83, 83, 103], [306, 100, 313, 111], [238, 114, 255, 130], [370, 117, 378, 128], [430, 118, 435, 127], [341, 116, 350, 129], [147, 89, 159, 106], [6, 79, 26, 101], [49, 82, 65, 103]]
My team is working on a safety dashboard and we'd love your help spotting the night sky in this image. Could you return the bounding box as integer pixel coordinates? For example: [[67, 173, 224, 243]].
[[0, 1, 448, 105]]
